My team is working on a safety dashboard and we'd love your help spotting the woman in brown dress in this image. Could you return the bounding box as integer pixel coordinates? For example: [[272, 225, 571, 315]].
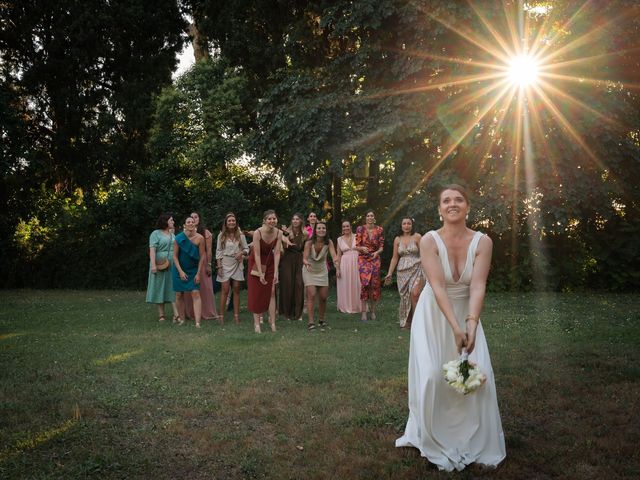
[[278, 213, 305, 321]]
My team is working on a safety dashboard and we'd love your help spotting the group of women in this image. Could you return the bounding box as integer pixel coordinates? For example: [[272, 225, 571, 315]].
[[146, 211, 247, 328], [146, 207, 426, 332], [146, 184, 505, 472]]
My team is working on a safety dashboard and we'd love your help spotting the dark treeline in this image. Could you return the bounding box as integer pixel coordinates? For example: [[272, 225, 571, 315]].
[[1, 0, 639, 291]]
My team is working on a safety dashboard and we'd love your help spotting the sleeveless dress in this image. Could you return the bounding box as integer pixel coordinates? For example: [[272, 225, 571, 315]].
[[336, 236, 362, 313], [396, 231, 506, 471], [302, 243, 329, 287], [172, 232, 201, 292], [278, 230, 305, 319], [355, 225, 384, 301], [247, 236, 278, 313], [185, 229, 218, 319], [396, 239, 424, 327], [146, 229, 175, 303]]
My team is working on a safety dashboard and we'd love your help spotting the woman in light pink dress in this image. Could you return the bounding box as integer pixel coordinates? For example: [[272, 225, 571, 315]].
[[336, 220, 364, 313], [184, 212, 220, 321]]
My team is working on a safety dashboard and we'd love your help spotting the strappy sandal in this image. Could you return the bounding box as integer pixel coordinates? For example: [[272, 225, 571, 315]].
[[158, 315, 165, 322], [307, 323, 316, 331], [319, 319, 327, 330], [172, 314, 179, 323]]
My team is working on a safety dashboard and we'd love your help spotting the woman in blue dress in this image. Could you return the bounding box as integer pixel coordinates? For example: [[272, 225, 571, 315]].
[[146, 213, 179, 321], [172, 216, 206, 327]]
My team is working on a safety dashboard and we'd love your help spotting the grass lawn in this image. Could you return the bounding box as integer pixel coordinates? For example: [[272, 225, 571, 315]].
[[1, 289, 639, 479]]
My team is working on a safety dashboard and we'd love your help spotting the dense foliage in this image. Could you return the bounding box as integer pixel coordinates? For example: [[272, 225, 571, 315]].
[[1, 0, 639, 290]]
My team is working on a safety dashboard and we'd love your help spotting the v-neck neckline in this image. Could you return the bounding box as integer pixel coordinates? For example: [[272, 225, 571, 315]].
[[433, 231, 476, 284]]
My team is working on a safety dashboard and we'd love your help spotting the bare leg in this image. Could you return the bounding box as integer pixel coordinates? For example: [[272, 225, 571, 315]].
[[219, 281, 230, 325], [370, 300, 378, 320], [192, 290, 202, 327], [171, 302, 179, 321], [253, 313, 261, 333], [176, 293, 186, 324], [156, 303, 165, 321], [408, 278, 424, 327], [361, 299, 368, 321], [232, 281, 241, 323], [318, 286, 329, 328], [306, 285, 316, 328], [269, 284, 277, 332]]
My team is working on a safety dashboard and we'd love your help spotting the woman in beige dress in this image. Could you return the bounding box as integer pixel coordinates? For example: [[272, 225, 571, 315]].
[[216, 212, 249, 324], [303, 222, 339, 331], [384, 217, 425, 328]]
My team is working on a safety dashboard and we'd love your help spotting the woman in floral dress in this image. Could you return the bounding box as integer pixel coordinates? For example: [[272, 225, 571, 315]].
[[385, 217, 425, 328], [355, 210, 384, 321]]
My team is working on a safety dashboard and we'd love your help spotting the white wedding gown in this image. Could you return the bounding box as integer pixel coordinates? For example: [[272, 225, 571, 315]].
[[395, 231, 506, 471]]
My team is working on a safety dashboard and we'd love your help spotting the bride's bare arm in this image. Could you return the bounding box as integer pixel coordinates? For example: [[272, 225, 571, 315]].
[[420, 234, 467, 353], [465, 235, 493, 353]]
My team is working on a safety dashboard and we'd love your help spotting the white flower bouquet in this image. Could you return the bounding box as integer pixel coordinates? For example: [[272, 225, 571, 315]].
[[443, 350, 486, 395]]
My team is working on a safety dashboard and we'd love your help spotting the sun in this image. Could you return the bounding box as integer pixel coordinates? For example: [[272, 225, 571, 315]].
[[507, 54, 540, 87]]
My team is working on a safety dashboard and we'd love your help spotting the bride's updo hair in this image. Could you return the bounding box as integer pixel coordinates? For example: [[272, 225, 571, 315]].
[[438, 184, 470, 205]]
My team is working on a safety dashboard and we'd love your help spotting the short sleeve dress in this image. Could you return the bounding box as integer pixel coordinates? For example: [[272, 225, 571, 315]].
[[146, 229, 176, 304]]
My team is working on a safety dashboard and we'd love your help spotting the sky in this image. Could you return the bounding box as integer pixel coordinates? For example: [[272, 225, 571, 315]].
[[173, 42, 195, 79]]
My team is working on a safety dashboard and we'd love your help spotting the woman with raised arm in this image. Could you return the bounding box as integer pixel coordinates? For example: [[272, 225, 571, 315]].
[[396, 185, 506, 471], [303, 222, 339, 331], [278, 213, 305, 321], [335, 220, 363, 314], [146, 213, 179, 322], [384, 217, 424, 328], [247, 210, 282, 333], [216, 212, 249, 324], [172, 216, 206, 328], [355, 210, 384, 321]]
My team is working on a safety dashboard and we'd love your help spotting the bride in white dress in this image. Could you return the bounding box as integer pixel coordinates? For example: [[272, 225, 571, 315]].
[[396, 184, 506, 471]]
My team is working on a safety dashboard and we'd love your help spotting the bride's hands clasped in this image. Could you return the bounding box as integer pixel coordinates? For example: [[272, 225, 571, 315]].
[[453, 327, 467, 354]]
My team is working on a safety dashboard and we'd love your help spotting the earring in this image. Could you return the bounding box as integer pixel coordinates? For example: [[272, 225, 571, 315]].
[[439, 215, 443, 222], [466, 213, 469, 220]]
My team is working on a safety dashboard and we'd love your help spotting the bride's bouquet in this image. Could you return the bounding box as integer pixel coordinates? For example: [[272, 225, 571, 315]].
[[443, 350, 486, 395]]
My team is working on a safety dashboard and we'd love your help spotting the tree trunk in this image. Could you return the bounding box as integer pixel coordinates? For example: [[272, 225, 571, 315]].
[[332, 168, 342, 236], [366, 156, 379, 207], [187, 18, 209, 62]]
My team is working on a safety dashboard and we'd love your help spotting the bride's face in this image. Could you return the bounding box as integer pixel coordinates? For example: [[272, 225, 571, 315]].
[[439, 189, 469, 223]]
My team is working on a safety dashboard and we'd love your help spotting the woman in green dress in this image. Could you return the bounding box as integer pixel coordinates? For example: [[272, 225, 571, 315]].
[[146, 213, 179, 321]]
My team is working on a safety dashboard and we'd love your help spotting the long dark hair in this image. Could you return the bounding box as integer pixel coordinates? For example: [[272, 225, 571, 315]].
[[191, 211, 208, 236], [308, 221, 330, 245], [400, 216, 416, 235]]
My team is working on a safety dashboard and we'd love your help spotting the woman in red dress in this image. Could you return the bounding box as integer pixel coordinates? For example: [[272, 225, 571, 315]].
[[356, 210, 384, 321], [247, 210, 283, 333]]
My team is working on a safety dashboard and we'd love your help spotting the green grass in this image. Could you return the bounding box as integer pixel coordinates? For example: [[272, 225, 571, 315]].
[[1, 289, 639, 479]]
